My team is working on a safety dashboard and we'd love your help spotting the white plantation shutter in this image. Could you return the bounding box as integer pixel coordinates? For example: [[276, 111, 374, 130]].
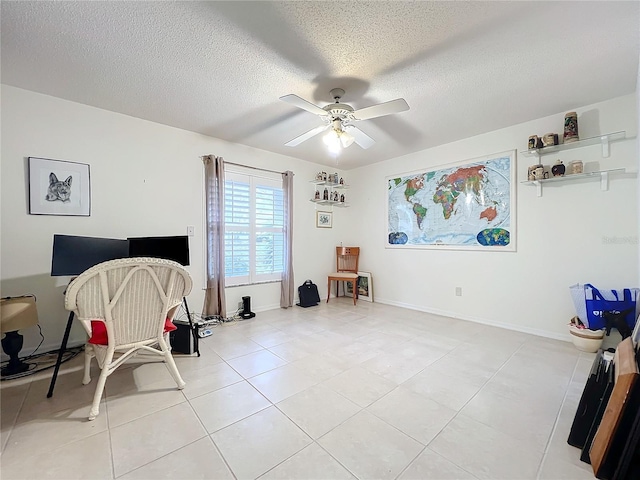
[[256, 184, 284, 278], [224, 170, 284, 285], [224, 174, 250, 284]]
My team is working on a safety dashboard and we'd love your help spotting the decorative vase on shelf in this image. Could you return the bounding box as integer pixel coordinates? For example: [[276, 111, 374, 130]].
[[571, 160, 583, 174], [543, 133, 558, 147], [563, 112, 579, 143], [551, 160, 566, 177]]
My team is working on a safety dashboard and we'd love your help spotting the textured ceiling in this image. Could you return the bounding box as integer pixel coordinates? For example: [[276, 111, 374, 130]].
[[1, 1, 638, 170]]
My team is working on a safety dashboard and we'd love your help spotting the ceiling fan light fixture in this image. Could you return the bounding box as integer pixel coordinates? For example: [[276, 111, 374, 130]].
[[323, 129, 342, 154], [281, 88, 409, 151], [323, 125, 354, 153], [340, 131, 354, 148]]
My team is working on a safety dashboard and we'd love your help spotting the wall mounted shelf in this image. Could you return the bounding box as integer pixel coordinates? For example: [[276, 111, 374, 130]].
[[310, 180, 349, 189], [310, 180, 349, 207], [309, 198, 350, 207], [521, 168, 626, 197], [520, 131, 626, 161]]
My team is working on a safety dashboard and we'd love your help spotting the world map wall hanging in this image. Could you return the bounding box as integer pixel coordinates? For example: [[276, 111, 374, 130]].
[[386, 150, 516, 251]]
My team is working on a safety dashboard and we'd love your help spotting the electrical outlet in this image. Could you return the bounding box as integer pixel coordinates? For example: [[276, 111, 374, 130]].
[[187, 226, 194, 236], [455, 287, 462, 297]]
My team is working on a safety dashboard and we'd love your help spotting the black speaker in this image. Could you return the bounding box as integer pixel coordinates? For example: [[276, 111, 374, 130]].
[[241, 296, 255, 319], [169, 321, 196, 354]]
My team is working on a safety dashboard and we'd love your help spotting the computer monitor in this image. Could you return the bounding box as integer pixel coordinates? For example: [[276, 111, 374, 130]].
[[127, 236, 190, 266], [51, 234, 129, 276]]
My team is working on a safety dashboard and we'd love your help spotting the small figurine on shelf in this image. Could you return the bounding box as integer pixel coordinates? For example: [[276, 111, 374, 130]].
[[314, 190, 320, 200], [551, 160, 565, 177], [316, 172, 323, 181], [340, 193, 345, 203], [564, 111, 579, 143], [571, 160, 583, 174], [322, 172, 327, 182], [543, 133, 559, 147], [333, 173, 339, 184], [340, 177, 344, 185], [333, 191, 339, 202], [323, 188, 329, 200], [532, 164, 545, 180]]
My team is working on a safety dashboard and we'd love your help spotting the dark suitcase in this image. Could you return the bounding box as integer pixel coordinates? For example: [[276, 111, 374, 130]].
[[297, 280, 320, 307]]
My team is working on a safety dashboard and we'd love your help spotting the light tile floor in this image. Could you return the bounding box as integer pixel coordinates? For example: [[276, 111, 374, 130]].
[[1, 300, 598, 479]]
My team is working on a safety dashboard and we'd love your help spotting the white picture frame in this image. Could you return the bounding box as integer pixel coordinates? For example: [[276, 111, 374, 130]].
[[346, 271, 373, 302], [316, 211, 332, 228], [28, 157, 91, 216]]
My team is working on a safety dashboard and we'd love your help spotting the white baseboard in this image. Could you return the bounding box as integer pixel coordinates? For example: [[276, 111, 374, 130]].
[[374, 297, 572, 343], [254, 303, 282, 313]]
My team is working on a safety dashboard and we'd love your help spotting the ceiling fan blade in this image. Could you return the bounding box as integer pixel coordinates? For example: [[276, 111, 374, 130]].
[[284, 124, 329, 147], [352, 98, 410, 121], [279, 94, 327, 116], [344, 125, 375, 150]]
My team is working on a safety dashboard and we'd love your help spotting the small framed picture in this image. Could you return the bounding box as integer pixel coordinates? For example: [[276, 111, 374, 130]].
[[346, 271, 373, 302], [316, 211, 332, 228], [28, 157, 91, 216]]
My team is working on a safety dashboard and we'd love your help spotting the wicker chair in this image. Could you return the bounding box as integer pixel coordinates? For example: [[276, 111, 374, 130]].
[[65, 257, 193, 420]]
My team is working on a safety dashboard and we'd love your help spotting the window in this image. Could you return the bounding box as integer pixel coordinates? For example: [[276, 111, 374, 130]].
[[224, 170, 284, 286]]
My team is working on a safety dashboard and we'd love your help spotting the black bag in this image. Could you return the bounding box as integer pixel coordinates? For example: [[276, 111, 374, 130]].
[[297, 280, 320, 308]]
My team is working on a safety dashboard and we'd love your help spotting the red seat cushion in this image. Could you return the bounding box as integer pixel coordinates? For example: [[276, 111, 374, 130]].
[[89, 318, 177, 345]]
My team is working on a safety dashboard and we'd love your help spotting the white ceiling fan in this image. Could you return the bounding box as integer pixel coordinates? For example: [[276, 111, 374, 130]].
[[280, 88, 409, 153]]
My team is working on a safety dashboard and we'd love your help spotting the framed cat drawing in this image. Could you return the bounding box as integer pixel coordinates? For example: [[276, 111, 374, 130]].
[[28, 157, 91, 216]]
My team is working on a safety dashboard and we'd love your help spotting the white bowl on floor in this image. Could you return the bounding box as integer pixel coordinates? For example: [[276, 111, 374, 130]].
[[569, 325, 605, 353]]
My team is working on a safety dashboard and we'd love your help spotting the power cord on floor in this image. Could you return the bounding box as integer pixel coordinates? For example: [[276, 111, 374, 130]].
[[0, 345, 83, 381]]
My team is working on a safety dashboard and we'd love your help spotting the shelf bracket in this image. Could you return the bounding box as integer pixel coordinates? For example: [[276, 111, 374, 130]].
[[601, 135, 610, 157], [533, 180, 542, 197], [600, 171, 609, 191]]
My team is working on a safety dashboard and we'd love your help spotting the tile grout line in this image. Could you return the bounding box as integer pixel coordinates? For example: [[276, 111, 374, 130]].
[[1, 377, 33, 455], [0, 379, 33, 453], [410, 339, 532, 470], [535, 352, 583, 480]]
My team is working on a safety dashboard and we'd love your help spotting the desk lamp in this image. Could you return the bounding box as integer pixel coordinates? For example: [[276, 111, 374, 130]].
[[1, 296, 38, 376]]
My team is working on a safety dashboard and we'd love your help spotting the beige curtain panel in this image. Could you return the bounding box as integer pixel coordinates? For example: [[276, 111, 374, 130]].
[[280, 170, 294, 308], [202, 155, 226, 318]]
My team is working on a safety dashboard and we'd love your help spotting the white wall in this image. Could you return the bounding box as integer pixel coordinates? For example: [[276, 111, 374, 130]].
[[1, 85, 346, 354], [346, 94, 639, 340], [2, 86, 638, 357]]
